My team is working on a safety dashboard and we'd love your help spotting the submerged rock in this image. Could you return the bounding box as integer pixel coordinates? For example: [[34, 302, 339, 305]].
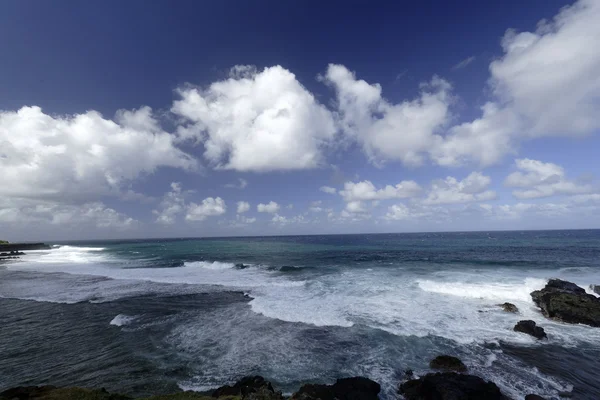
[[398, 372, 504, 400], [531, 279, 600, 327], [514, 320, 547, 339], [429, 355, 467, 372], [524, 395, 547, 400], [291, 377, 380, 400], [212, 376, 280, 399], [234, 263, 250, 269], [499, 302, 519, 313]]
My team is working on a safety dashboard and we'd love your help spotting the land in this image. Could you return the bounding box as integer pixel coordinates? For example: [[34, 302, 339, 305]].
[[0, 242, 50, 262]]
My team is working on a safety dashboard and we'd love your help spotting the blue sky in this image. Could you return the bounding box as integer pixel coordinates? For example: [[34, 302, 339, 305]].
[[1, 0, 600, 240]]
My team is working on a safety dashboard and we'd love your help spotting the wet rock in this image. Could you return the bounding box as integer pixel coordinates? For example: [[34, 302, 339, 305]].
[[398, 372, 504, 400], [291, 377, 380, 400], [531, 279, 600, 327], [429, 355, 467, 372], [513, 320, 547, 339], [212, 376, 281, 400], [525, 395, 547, 400], [500, 302, 519, 313], [590, 284, 600, 295], [235, 263, 250, 269]]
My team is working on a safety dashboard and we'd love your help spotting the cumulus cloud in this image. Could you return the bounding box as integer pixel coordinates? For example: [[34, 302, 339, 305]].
[[225, 178, 248, 189], [257, 201, 280, 213], [0, 106, 197, 201], [323, 64, 453, 166], [423, 172, 496, 205], [340, 180, 422, 202], [320, 186, 337, 194], [153, 182, 186, 225], [237, 201, 251, 213], [172, 65, 336, 172], [186, 197, 227, 221], [385, 204, 434, 221], [505, 158, 594, 199], [0, 199, 136, 230]]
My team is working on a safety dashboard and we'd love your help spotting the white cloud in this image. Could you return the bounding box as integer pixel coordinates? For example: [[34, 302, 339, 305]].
[[257, 201, 280, 213], [236, 215, 256, 224], [324, 64, 453, 166], [423, 172, 496, 205], [271, 213, 308, 225], [225, 178, 248, 189], [505, 158, 594, 199], [345, 201, 367, 214], [236, 201, 250, 213], [185, 197, 227, 221], [385, 204, 429, 221], [172, 65, 336, 172], [153, 182, 186, 225], [340, 180, 422, 202], [452, 56, 476, 70], [0, 106, 197, 201], [0, 199, 136, 230], [435, 0, 600, 166], [320, 186, 337, 194]]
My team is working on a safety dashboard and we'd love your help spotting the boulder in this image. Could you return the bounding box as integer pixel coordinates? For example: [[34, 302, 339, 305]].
[[429, 355, 467, 372], [513, 320, 547, 339], [212, 376, 277, 399], [524, 395, 547, 400], [531, 279, 600, 327], [235, 263, 250, 269], [398, 372, 504, 400], [291, 377, 380, 400], [499, 302, 519, 313], [0, 386, 131, 400]]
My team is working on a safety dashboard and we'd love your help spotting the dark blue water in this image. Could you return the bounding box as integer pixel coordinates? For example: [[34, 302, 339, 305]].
[[1, 230, 599, 399]]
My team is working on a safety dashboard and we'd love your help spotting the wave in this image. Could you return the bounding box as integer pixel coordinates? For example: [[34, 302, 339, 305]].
[[184, 261, 237, 270], [110, 314, 137, 327], [416, 278, 547, 302]]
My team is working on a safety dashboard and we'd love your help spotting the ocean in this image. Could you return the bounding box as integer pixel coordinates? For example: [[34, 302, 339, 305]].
[[1, 230, 599, 399]]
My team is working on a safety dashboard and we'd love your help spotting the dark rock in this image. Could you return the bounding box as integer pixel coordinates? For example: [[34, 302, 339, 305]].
[[235, 263, 250, 269], [429, 355, 467, 372], [212, 376, 275, 398], [0, 386, 131, 400], [404, 369, 414, 380], [291, 377, 380, 400], [590, 284, 600, 295], [0, 243, 50, 252], [525, 395, 547, 400], [531, 279, 600, 327], [398, 372, 504, 400], [513, 320, 547, 339], [500, 302, 519, 313]]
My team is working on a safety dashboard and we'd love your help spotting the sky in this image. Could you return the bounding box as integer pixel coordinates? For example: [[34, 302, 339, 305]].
[[1, 0, 600, 241]]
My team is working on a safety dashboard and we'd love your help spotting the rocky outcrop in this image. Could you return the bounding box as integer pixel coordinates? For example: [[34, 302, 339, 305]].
[[590, 285, 600, 295], [499, 302, 519, 313], [398, 372, 505, 400], [0, 386, 132, 400], [524, 395, 547, 400], [212, 376, 280, 399], [531, 279, 600, 327], [291, 377, 380, 400], [513, 320, 547, 339], [0, 243, 50, 252], [429, 355, 467, 372]]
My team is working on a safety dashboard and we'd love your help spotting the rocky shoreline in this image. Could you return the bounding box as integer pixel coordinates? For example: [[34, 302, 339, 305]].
[[0, 243, 50, 262], [1, 278, 598, 400]]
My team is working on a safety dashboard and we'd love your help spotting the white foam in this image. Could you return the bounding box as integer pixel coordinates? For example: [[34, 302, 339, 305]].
[[416, 277, 547, 302], [110, 314, 137, 326], [184, 261, 236, 270]]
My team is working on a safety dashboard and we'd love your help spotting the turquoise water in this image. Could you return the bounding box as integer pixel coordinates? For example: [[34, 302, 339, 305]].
[[1, 231, 600, 398]]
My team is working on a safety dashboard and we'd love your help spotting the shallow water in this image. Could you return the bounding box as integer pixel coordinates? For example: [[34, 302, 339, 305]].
[[1, 231, 599, 399]]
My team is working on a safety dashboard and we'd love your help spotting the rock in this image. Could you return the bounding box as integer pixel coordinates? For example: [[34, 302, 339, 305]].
[[235, 263, 250, 269], [291, 377, 380, 400], [500, 302, 519, 313], [590, 284, 600, 295], [398, 372, 504, 400], [514, 320, 547, 339], [429, 355, 467, 372], [212, 376, 277, 399], [525, 395, 547, 400], [531, 279, 600, 327], [0, 386, 132, 400]]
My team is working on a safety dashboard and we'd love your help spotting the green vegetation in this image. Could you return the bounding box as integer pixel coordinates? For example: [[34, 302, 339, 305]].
[[0, 240, 8, 244]]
